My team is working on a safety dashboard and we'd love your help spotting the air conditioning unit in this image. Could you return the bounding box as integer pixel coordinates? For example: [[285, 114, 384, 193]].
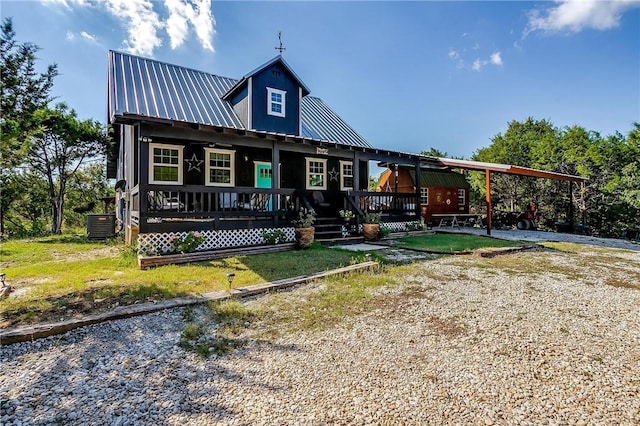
[[86, 213, 116, 240]]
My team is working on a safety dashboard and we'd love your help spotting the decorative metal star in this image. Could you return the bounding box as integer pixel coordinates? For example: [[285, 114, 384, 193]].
[[328, 167, 339, 182], [185, 153, 203, 172]]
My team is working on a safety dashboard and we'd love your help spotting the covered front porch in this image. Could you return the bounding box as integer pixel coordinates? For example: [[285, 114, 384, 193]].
[[123, 123, 427, 255]]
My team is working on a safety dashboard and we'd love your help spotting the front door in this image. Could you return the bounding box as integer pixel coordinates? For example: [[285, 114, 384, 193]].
[[254, 162, 272, 210]]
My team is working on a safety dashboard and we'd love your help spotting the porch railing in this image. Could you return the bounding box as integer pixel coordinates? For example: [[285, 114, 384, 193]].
[[348, 191, 420, 220], [136, 184, 300, 232]]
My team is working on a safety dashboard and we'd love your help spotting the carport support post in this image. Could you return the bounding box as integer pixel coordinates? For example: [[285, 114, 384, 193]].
[[486, 169, 492, 236], [568, 180, 574, 232], [415, 161, 421, 217]]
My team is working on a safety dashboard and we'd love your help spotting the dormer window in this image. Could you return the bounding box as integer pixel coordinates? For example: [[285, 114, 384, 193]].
[[267, 87, 286, 118]]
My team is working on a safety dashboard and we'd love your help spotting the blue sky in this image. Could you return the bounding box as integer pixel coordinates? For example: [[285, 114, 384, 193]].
[[3, 0, 639, 158]]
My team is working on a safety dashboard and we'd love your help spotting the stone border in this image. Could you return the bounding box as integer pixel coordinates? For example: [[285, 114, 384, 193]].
[[0, 261, 378, 346]]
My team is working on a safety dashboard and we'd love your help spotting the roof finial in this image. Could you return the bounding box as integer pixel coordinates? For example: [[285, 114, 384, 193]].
[[275, 31, 286, 55]]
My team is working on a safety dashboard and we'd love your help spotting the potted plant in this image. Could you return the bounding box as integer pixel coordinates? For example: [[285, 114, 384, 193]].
[[362, 213, 381, 241], [339, 209, 354, 223], [292, 208, 316, 249]]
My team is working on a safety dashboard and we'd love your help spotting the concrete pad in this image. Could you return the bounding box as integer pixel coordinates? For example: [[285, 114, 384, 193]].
[[439, 228, 640, 251], [383, 249, 434, 262]]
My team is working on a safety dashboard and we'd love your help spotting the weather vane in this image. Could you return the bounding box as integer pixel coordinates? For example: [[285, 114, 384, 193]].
[[275, 31, 286, 54]]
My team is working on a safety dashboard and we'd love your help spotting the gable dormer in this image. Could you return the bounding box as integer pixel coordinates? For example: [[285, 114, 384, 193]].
[[222, 56, 310, 136]]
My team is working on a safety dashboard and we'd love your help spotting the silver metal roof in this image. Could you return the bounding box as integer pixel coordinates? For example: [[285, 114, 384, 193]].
[[108, 51, 372, 149], [301, 96, 370, 148], [108, 51, 245, 129]]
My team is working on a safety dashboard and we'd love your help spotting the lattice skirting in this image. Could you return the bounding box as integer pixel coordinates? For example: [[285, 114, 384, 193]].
[[381, 221, 423, 232], [137, 221, 423, 255], [138, 227, 296, 256]]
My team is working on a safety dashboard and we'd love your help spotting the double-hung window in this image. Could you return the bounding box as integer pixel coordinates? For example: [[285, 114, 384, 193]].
[[457, 188, 466, 205], [267, 87, 286, 117], [306, 158, 327, 190], [149, 143, 183, 184], [205, 148, 235, 187], [420, 188, 429, 205], [339, 160, 353, 191]]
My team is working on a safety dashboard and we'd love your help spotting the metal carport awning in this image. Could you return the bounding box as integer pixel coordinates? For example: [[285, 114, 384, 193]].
[[427, 157, 587, 235]]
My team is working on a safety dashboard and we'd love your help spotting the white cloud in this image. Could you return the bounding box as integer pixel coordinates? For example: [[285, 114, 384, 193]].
[[165, 0, 215, 51], [472, 52, 503, 72], [41, 0, 89, 8], [490, 51, 502, 66], [42, 0, 217, 56], [526, 0, 640, 34], [448, 49, 460, 60], [472, 42, 480, 50], [103, 0, 164, 56], [80, 31, 97, 42]]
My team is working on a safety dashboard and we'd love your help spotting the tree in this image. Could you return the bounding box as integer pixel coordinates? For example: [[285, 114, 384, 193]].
[[620, 123, 640, 210], [421, 147, 448, 158], [28, 104, 107, 234], [64, 163, 112, 228], [1, 17, 58, 167], [471, 118, 559, 213], [0, 17, 58, 235]]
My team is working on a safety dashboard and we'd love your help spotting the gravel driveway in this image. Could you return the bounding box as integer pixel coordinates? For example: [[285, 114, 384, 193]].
[[2, 234, 639, 425]]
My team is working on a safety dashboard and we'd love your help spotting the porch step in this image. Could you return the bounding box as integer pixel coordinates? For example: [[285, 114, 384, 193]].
[[313, 216, 359, 239], [314, 221, 347, 239]]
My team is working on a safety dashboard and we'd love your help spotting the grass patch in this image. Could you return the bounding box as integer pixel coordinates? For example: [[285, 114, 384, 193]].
[[605, 277, 640, 290], [242, 267, 401, 339], [178, 300, 257, 358], [1, 234, 111, 268], [393, 233, 523, 253], [0, 237, 363, 327], [178, 264, 442, 353]]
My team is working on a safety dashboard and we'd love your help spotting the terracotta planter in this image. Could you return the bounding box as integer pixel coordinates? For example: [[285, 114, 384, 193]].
[[362, 223, 380, 241], [295, 227, 315, 249]]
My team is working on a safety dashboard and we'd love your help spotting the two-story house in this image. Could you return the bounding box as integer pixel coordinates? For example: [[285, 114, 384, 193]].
[[107, 51, 425, 255]]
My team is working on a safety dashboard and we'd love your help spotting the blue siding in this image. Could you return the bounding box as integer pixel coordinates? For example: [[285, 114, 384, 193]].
[[229, 86, 248, 106], [251, 65, 300, 135]]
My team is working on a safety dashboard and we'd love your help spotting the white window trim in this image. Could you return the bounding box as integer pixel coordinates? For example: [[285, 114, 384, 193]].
[[204, 147, 235, 187], [458, 188, 466, 205], [149, 143, 183, 185], [267, 87, 286, 118], [339, 160, 353, 191], [305, 157, 327, 190], [421, 187, 429, 205]]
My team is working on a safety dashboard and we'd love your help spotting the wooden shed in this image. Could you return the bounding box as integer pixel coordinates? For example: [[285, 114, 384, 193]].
[[378, 166, 470, 223]]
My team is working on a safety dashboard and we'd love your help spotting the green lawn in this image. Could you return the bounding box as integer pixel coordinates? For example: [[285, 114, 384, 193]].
[[0, 235, 367, 326], [392, 233, 524, 253], [0, 232, 527, 327]]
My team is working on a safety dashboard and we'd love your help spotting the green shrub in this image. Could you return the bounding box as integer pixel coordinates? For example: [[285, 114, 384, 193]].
[[406, 221, 424, 231], [262, 229, 286, 245]]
